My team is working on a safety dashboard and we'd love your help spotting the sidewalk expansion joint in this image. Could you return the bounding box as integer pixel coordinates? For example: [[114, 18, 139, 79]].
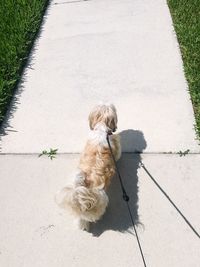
[[0, 152, 200, 156], [54, 0, 90, 6]]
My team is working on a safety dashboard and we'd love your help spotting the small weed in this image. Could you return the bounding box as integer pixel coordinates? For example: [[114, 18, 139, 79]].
[[38, 148, 58, 160], [177, 149, 190, 157]]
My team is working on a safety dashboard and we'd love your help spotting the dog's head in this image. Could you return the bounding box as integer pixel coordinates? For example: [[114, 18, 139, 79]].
[[88, 103, 118, 132]]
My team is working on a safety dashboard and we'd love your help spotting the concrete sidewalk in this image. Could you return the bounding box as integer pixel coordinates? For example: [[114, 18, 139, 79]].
[[0, 154, 200, 267], [0, 0, 198, 153], [0, 0, 200, 266]]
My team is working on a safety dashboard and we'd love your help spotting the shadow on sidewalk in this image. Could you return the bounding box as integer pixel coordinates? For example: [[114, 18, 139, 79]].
[[90, 129, 147, 236]]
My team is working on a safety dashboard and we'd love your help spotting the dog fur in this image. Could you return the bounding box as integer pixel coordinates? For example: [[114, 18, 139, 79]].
[[56, 104, 121, 231]]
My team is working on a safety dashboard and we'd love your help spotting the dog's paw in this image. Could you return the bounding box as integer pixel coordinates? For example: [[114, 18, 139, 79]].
[[75, 219, 90, 231], [79, 220, 90, 231]]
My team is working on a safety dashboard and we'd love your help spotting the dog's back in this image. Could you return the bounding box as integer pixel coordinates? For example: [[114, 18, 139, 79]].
[[79, 124, 120, 189]]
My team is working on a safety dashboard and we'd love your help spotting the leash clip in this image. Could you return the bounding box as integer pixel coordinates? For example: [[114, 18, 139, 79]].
[[123, 193, 129, 202]]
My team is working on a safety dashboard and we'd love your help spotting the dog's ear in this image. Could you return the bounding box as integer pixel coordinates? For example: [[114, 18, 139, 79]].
[[105, 115, 117, 132], [109, 104, 117, 132], [88, 109, 99, 130]]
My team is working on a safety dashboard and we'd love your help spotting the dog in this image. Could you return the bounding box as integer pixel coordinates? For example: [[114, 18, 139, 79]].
[[56, 103, 121, 231]]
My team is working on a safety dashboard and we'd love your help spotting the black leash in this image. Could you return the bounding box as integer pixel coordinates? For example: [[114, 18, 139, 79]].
[[140, 162, 200, 239], [106, 133, 147, 267]]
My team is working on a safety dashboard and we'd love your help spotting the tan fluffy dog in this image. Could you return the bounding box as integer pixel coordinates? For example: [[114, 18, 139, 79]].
[[56, 104, 121, 230]]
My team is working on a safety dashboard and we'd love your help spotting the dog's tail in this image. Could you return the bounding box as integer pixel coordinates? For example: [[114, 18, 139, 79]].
[[55, 185, 108, 222]]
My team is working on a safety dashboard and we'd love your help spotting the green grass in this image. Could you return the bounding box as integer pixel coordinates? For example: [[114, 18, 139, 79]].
[[168, 0, 200, 139], [0, 0, 49, 125]]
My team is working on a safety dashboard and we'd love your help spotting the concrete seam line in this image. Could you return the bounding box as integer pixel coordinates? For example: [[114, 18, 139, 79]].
[[0, 152, 200, 156]]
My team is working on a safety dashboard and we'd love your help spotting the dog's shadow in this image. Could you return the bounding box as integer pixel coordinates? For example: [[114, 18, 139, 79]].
[[90, 129, 147, 236]]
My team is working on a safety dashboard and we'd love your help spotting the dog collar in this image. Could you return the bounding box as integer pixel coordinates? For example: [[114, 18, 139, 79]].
[[107, 130, 113, 135]]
